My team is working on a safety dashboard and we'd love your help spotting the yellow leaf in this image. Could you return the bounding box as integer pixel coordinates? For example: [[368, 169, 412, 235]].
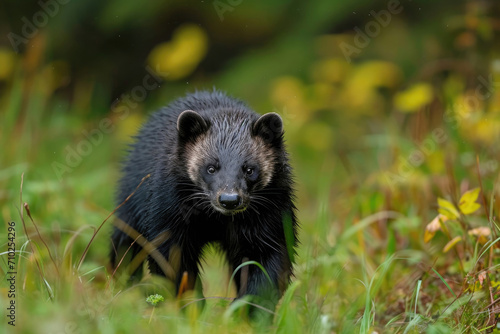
[[473, 118, 500, 145], [342, 61, 402, 112], [443, 236, 462, 252], [437, 198, 460, 220], [458, 188, 481, 215], [394, 83, 433, 113], [424, 214, 448, 243], [148, 24, 208, 80], [424, 229, 435, 243]]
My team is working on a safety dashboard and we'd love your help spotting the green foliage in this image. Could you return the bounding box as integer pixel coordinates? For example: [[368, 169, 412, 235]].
[[146, 294, 165, 307]]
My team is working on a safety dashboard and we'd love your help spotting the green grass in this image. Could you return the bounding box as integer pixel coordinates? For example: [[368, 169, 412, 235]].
[[1, 60, 500, 334]]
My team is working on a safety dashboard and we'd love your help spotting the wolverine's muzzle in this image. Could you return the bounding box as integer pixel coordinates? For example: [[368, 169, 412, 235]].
[[219, 192, 241, 210], [215, 191, 247, 215]]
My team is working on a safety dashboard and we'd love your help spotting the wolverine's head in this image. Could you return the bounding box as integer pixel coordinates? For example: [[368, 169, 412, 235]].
[[176, 109, 283, 215]]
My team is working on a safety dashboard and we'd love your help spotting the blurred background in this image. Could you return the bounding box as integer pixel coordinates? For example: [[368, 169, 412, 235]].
[[1, 0, 500, 332]]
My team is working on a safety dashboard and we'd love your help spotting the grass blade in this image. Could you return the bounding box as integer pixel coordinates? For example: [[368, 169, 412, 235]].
[[431, 268, 457, 298]]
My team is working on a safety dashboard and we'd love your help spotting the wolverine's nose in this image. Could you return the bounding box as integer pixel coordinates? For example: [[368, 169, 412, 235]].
[[219, 193, 241, 210]]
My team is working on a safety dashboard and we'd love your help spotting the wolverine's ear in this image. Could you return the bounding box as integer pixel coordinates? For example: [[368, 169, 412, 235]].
[[252, 112, 283, 143], [177, 110, 208, 139]]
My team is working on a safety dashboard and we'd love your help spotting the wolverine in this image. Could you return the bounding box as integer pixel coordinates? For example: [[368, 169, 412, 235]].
[[110, 90, 298, 311]]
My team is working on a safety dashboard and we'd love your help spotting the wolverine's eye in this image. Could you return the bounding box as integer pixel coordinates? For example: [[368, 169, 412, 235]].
[[207, 165, 216, 174], [245, 167, 254, 176]]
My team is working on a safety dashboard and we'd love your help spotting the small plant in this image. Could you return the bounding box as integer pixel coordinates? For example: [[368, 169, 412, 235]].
[[146, 294, 165, 323], [146, 294, 165, 307], [423, 186, 500, 330], [425, 187, 496, 270]]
